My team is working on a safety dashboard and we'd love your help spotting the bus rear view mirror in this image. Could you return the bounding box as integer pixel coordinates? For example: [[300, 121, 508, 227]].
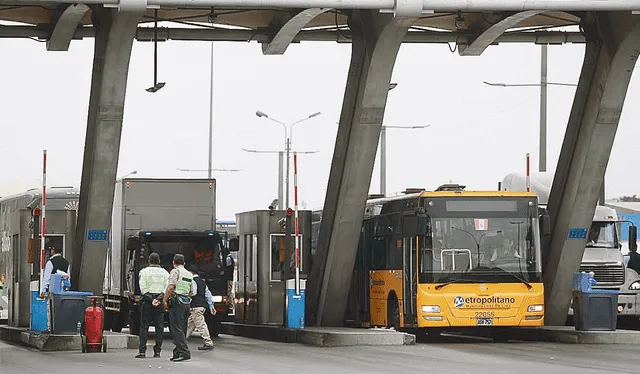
[[228, 238, 239, 252], [127, 237, 140, 251], [404, 215, 429, 237], [629, 225, 638, 252]]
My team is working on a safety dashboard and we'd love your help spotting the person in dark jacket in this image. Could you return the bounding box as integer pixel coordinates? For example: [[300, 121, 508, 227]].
[[186, 265, 215, 350]]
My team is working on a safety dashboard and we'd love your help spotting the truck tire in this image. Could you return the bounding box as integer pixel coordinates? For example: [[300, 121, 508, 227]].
[[206, 314, 221, 337], [129, 310, 141, 336], [111, 313, 124, 333], [103, 310, 113, 331]]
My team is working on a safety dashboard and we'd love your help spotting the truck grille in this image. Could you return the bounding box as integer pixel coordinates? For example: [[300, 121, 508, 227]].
[[579, 265, 625, 285]]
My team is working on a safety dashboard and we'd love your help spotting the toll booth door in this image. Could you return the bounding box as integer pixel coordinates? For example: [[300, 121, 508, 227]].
[[402, 236, 417, 327]]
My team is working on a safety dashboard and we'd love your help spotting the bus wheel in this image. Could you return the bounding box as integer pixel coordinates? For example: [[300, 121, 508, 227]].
[[387, 297, 400, 331]]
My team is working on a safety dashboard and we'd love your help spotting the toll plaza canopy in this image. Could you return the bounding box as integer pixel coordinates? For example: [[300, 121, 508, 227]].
[[0, 7, 582, 46]]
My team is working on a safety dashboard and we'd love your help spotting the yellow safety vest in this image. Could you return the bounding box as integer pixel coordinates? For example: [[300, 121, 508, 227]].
[[174, 266, 193, 296], [139, 265, 170, 294]]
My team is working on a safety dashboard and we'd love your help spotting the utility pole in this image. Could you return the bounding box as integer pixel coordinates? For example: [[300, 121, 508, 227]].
[[540, 44, 548, 173], [208, 42, 214, 178]]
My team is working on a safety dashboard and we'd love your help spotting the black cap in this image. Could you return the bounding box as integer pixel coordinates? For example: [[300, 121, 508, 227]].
[[149, 252, 160, 264], [173, 254, 185, 264]]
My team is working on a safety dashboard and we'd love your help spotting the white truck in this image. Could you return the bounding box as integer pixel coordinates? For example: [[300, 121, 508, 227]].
[[501, 172, 640, 325], [103, 178, 236, 336]]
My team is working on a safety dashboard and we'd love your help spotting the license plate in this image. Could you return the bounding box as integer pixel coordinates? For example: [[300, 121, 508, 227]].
[[476, 318, 493, 326]]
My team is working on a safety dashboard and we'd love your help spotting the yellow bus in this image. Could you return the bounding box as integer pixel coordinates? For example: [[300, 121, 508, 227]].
[[342, 184, 545, 334]]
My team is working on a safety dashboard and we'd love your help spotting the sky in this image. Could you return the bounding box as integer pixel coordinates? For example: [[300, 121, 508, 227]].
[[1, 28, 639, 219]]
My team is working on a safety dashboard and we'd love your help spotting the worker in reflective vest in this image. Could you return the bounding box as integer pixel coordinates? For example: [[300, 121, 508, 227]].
[[162, 254, 194, 362], [136, 253, 170, 359]]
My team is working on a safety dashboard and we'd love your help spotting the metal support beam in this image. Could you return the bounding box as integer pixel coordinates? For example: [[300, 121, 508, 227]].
[[8, 0, 640, 12], [74, 2, 146, 294], [307, 8, 419, 327], [261, 8, 332, 55], [544, 12, 640, 326], [0, 25, 585, 45], [46, 3, 90, 51], [458, 10, 545, 56]]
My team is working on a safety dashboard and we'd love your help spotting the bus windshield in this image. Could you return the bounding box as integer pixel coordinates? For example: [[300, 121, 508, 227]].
[[141, 236, 225, 275], [419, 197, 542, 284]]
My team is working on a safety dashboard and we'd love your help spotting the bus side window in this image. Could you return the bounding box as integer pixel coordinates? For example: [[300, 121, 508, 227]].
[[371, 237, 386, 270]]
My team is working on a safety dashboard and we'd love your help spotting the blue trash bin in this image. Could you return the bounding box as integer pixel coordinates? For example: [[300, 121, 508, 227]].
[[286, 279, 306, 329], [572, 272, 619, 331]]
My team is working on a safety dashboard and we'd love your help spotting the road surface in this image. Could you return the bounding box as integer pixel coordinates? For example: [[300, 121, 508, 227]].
[[0, 334, 636, 373]]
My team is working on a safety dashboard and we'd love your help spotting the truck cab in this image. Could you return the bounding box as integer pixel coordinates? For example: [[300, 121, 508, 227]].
[[501, 173, 640, 325], [126, 230, 237, 336]]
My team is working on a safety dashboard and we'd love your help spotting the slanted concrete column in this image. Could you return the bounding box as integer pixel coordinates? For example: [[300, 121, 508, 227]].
[[307, 9, 419, 327], [544, 12, 640, 326], [74, 3, 145, 294]]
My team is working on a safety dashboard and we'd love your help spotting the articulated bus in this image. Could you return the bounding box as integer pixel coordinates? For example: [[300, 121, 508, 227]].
[[327, 184, 546, 334]]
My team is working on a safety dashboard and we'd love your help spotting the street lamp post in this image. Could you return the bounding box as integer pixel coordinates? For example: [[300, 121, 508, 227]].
[[482, 46, 613, 202], [379, 125, 431, 196], [176, 167, 242, 174], [242, 148, 319, 209], [380, 83, 397, 196], [255, 110, 321, 208], [208, 42, 214, 179], [483, 46, 577, 173], [117, 170, 138, 180]]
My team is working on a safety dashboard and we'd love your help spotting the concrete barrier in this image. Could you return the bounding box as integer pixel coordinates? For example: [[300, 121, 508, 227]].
[[221, 322, 415, 347], [0, 325, 138, 351]]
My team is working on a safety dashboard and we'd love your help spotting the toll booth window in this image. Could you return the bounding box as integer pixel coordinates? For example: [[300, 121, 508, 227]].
[[270, 234, 303, 281]]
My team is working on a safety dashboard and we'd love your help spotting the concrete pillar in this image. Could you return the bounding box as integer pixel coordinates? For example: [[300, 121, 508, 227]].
[[307, 9, 419, 327], [544, 12, 640, 326], [74, 3, 145, 294]]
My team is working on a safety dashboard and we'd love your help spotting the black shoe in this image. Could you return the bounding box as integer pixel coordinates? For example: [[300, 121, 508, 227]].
[[198, 345, 214, 351], [153, 353, 161, 358], [135, 353, 145, 359], [169, 356, 177, 361], [172, 356, 190, 362]]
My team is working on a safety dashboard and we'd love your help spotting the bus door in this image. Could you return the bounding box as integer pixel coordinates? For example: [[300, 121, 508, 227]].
[[401, 235, 417, 327], [402, 214, 429, 328]]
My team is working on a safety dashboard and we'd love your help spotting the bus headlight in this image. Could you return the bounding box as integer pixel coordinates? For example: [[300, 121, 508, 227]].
[[527, 305, 543, 312], [421, 305, 440, 313], [212, 295, 223, 303], [630, 281, 640, 291]]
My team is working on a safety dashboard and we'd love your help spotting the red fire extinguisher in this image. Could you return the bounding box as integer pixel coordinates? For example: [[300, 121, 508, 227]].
[[82, 296, 107, 353]]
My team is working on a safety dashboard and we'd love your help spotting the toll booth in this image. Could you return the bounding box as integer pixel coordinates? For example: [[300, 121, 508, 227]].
[[234, 209, 312, 325], [0, 188, 78, 328]]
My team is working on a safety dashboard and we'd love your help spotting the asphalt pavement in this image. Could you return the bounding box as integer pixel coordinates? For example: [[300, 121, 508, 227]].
[[0, 333, 637, 374]]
